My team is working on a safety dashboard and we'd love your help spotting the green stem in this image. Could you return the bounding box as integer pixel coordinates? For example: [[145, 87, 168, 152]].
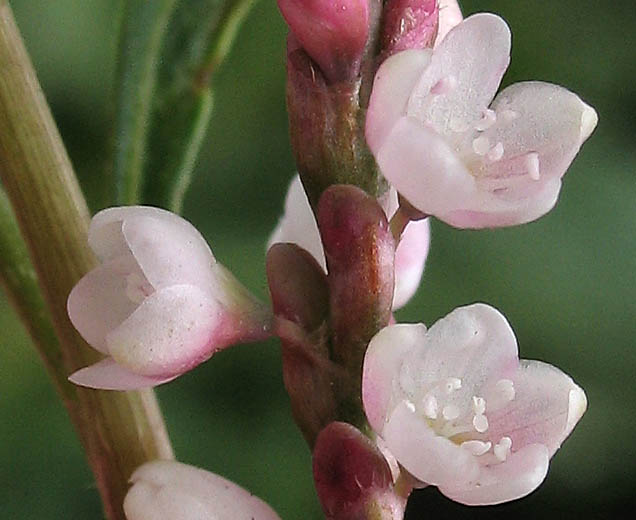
[[0, 4, 173, 519]]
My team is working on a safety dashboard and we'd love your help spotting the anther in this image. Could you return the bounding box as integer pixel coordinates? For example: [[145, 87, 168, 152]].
[[444, 377, 462, 393], [472, 136, 490, 156], [475, 109, 497, 131], [422, 395, 438, 419], [495, 379, 515, 402], [472, 396, 486, 415], [473, 414, 489, 433], [461, 440, 492, 456], [494, 437, 512, 462]]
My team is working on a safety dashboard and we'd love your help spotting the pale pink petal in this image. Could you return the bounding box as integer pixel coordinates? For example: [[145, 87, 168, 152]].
[[121, 213, 216, 293], [125, 460, 281, 520], [67, 254, 142, 354], [382, 400, 480, 487], [406, 14, 511, 135], [267, 175, 326, 271], [486, 360, 587, 457], [393, 218, 430, 309], [440, 443, 549, 505], [362, 324, 427, 431], [373, 116, 477, 216], [435, 0, 463, 47], [68, 358, 174, 390], [443, 177, 562, 228], [366, 49, 432, 153], [400, 304, 519, 400], [107, 284, 223, 378], [484, 81, 598, 182]]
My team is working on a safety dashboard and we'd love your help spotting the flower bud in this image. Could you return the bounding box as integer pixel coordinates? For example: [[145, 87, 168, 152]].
[[381, 0, 439, 57], [124, 460, 281, 519], [278, 0, 369, 83], [313, 422, 406, 520]]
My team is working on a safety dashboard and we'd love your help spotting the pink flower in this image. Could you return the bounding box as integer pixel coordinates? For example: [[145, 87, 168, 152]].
[[366, 13, 597, 228], [67, 206, 271, 390], [435, 0, 463, 46], [277, 0, 369, 82], [362, 303, 587, 505], [124, 460, 281, 519], [268, 175, 430, 309]]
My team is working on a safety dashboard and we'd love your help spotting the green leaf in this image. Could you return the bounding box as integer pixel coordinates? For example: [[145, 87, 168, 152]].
[[114, 0, 257, 211]]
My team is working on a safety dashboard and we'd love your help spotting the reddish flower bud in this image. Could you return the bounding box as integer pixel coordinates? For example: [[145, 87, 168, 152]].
[[313, 422, 406, 520], [278, 0, 369, 82]]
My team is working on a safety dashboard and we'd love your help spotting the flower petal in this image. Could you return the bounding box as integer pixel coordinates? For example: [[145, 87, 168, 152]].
[[125, 460, 281, 520], [107, 284, 223, 378], [120, 212, 217, 293], [484, 81, 598, 182], [406, 14, 511, 135], [399, 304, 519, 400], [363, 324, 427, 431], [68, 358, 175, 390], [267, 175, 326, 271], [366, 49, 432, 153], [374, 116, 477, 216], [393, 218, 430, 309], [486, 360, 587, 457], [435, 0, 463, 47], [440, 443, 549, 505], [382, 400, 480, 487], [67, 254, 142, 353]]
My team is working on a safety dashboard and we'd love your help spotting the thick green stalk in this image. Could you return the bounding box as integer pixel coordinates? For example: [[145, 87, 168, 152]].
[[0, 3, 173, 519]]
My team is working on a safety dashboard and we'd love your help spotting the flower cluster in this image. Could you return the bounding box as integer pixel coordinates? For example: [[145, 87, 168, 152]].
[[64, 1, 595, 518]]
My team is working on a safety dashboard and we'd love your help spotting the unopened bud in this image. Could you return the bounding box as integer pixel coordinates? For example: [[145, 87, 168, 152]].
[[278, 0, 370, 83], [313, 422, 406, 520]]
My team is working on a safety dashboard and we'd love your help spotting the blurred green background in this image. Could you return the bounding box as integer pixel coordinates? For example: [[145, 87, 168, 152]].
[[1, 0, 634, 518]]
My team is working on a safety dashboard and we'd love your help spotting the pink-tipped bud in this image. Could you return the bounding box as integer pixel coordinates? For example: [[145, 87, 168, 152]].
[[278, 0, 369, 83], [381, 0, 439, 56], [313, 422, 406, 520]]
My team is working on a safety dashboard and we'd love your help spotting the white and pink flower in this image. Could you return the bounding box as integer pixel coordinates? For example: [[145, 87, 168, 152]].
[[67, 206, 271, 390], [124, 460, 281, 520], [362, 303, 586, 505], [366, 13, 597, 228], [268, 175, 430, 309]]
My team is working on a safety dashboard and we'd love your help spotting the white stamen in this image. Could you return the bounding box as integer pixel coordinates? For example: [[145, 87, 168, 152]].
[[472, 136, 490, 156], [444, 377, 462, 393], [472, 396, 486, 415], [405, 400, 416, 413], [525, 152, 540, 180], [496, 379, 515, 402], [430, 75, 457, 95], [473, 414, 489, 433], [125, 273, 152, 304], [461, 440, 492, 456], [422, 394, 438, 419], [500, 109, 518, 122], [494, 437, 512, 462], [475, 109, 497, 131], [487, 142, 504, 162], [442, 404, 460, 421]]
